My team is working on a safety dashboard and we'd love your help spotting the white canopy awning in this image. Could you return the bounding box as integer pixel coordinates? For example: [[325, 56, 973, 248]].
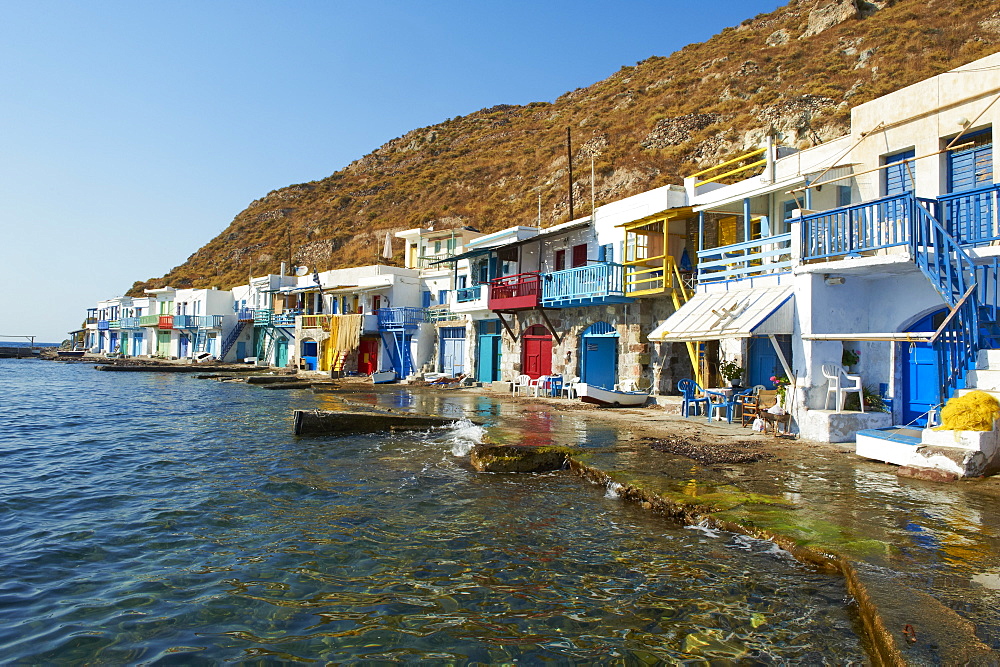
[[648, 285, 794, 342]]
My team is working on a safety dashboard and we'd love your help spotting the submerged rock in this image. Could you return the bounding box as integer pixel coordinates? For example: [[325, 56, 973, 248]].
[[469, 444, 573, 473]]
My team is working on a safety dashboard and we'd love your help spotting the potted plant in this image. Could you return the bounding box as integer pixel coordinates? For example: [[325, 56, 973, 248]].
[[771, 374, 791, 407], [719, 359, 745, 388], [842, 348, 860, 372]]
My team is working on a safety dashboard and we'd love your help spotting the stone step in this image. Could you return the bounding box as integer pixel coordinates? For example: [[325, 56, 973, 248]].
[[955, 387, 1000, 402], [976, 348, 1000, 370], [964, 368, 1000, 391]]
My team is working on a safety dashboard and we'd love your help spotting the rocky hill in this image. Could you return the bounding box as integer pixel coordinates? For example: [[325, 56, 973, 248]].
[[130, 0, 1000, 294]]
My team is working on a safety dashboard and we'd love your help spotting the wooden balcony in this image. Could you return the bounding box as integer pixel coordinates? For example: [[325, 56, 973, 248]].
[[697, 234, 793, 283], [541, 263, 633, 308], [488, 272, 541, 311], [624, 256, 678, 297], [119, 317, 141, 329], [236, 308, 255, 322], [173, 315, 198, 329]]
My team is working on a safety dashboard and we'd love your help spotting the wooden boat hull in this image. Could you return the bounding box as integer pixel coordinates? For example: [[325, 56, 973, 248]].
[[372, 370, 398, 384], [577, 383, 649, 407], [57, 350, 86, 357]]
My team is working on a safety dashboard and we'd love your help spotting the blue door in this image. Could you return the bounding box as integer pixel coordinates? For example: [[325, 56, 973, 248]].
[[302, 341, 318, 371], [109, 332, 119, 354], [179, 334, 190, 358], [133, 332, 143, 356], [236, 341, 247, 361], [901, 309, 947, 426], [477, 320, 502, 383], [748, 335, 792, 388], [439, 327, 465, 376], [580, 322, 618, 389]]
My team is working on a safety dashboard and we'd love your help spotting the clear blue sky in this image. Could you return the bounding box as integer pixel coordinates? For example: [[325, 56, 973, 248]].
[[0, 0, 784, 343]]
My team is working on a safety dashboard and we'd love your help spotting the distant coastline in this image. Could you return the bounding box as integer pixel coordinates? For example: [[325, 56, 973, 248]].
[[1, 341, 61, 348]]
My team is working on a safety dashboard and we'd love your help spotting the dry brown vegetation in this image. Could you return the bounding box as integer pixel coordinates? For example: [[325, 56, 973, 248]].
[[130, 0, 1000, 295]]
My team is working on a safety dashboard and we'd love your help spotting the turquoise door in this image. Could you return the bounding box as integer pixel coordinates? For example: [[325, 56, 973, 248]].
[[133, 332, 143, 356], [901, 310, 947, 426], [477, 320, 502, 383], [236, 341, 247, 361], [580, 322, 618, 389], [275, 338, 288, 368]]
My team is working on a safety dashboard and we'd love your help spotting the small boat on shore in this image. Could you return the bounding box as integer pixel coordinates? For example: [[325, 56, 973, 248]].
[[577, 383, 649, 407], [56, 350, 86, 358], [372, 370, 398, 384]]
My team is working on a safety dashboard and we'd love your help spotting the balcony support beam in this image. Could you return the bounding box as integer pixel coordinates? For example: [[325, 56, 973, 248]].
[[496, 312, 519, 341]]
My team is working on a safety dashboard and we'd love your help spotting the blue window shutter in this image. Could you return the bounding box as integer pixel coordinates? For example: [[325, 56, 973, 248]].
[[837, 185, 851, 207], [422, 291, 431, 308], [884, 150, 915, 196], [948, 131, 992, 193], [438, 289, 448, 303]]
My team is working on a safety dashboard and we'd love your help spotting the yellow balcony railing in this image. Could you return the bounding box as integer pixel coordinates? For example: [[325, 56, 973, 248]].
[[689, 146, 767, 187]]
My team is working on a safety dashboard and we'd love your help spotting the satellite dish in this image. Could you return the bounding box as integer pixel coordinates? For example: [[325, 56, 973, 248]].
[[295, 266, 309, 277]]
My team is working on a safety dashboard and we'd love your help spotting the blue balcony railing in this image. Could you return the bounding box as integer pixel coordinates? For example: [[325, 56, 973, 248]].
[[938, 183, 1000, 247], [456, 285, 484, 303], [237, 308, 255, 322], [119, 317, 141, 329], [173, 315, 198, 328], [273, 313, 297, 326], [199, 315, 224, 329], [800, 193, 919, 260], [97, 320, 110, 331], [541, 263, 632, 307], [697, 233, 793, 283], [377, 307, 424, 330]]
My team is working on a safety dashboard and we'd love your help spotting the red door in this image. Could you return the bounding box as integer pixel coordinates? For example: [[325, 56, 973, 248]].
[[572, 244, 588, 267], [521, 325, 553, 379], [358, 337, 379, 375]]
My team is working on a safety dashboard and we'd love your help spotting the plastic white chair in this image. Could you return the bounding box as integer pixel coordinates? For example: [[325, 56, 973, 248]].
[[512, 374, 531, 396], [528, 375, 548, 397], [562, 376, 581, 399], [822, 364, 863, 412]]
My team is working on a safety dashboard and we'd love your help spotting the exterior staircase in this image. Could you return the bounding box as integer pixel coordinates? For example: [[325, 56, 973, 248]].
[[220, 322, 247, 360], [853, 195, 1000, 478]]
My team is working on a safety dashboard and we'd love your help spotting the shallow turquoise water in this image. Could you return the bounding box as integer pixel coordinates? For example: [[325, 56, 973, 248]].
[[0, 360, 864, 662]]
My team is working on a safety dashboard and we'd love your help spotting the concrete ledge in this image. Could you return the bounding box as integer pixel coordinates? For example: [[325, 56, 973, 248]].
[[798, 409, 892, 443]]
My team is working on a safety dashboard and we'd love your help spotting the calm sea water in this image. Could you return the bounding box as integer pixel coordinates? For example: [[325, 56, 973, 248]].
[[0, 360, 864, 662]]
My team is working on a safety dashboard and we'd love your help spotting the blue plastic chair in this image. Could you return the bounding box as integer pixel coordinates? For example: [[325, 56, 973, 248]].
[[706, 386, 756, 423], [678, 379, 710, 418]]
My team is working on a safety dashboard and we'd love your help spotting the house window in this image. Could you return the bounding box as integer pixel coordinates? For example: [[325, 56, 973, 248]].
[[948, 129, 992, 193], [438, 289, 449, 303], [434, 240, 442, 254], [457, 275, 467, 289], [572, 244, 588, 268], [883, 149, 915, 196], [837, 185, 852, 207], [554, 249, 566, 271], [781, 200, 798, 221], [447, 237, 456, 253], [422, 291, 432, 308]]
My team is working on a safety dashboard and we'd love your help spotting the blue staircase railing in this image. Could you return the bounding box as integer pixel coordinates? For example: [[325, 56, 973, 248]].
[[220, 321, 247, 360], [909, 196, 981, 402]]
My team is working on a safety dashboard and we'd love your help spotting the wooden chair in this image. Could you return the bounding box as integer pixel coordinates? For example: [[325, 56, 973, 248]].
[[743, 389, 778, 427], [738, 385, 766, 427]]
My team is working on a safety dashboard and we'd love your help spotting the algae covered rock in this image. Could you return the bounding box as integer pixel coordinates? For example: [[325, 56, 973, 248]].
[[469, 444, 573, 473]]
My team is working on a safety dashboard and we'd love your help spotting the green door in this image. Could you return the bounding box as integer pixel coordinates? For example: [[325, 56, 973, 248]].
[[276, 338, 289, 368], [157, 331, 171, 356]]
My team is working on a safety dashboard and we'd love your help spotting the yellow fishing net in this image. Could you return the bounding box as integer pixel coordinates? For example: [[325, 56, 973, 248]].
[[934, 390, 1000, 431]]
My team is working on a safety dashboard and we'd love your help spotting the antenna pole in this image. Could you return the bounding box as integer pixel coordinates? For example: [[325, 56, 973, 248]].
[[567, 127, 574, 221], [591, 154, 595, 215], [537, 192, 542, 227]]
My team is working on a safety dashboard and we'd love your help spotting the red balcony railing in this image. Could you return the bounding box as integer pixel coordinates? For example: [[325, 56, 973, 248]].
[[158, 315, 173, 329], [488, 272, 541, 310]]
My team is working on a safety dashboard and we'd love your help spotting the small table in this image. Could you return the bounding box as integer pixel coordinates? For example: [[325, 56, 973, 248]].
[[760, 410, 792, 435], [706, 387, 734, 421]]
